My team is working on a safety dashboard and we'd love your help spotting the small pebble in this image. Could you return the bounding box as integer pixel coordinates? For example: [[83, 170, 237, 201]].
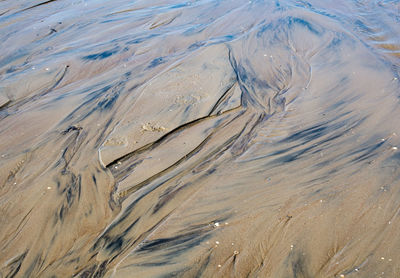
[[392, 147, 398, 150], [47, 186, 52, 190], [214, 222, 220, 227], [233, 250, 239, 255], [218, 264, 221, 268], [215, 241, 220, 245]]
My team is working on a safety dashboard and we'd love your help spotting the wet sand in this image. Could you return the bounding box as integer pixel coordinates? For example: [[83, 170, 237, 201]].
[[1, 0, 400, 277]]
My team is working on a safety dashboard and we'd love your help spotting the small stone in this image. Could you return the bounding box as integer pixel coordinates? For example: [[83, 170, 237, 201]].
[[392, 147, 398, 150], [218, 264, 221, 268], [233, 250, 239, 255], [381, 257, 385, 260], [47, 186, 52, 190], [340, 275, 345, 278], [215, 241, 220, 245], [214, 222, 220, 227]]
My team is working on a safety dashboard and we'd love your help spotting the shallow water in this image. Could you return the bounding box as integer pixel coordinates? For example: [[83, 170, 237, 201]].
[[0, 0, 400, 277]]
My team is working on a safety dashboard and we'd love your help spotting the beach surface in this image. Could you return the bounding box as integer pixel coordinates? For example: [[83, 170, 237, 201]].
[[1, 0, 400, 277]]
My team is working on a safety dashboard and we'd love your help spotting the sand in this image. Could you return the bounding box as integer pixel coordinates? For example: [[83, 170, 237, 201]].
[[0, 0, 400, 277]]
